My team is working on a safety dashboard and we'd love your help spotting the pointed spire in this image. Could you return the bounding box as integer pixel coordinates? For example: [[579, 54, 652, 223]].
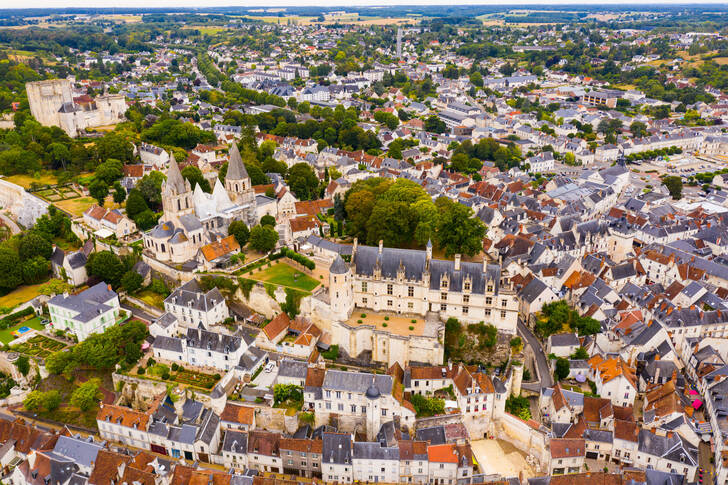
[[226, 142, 249, 181], [165, 156, 188, 195]]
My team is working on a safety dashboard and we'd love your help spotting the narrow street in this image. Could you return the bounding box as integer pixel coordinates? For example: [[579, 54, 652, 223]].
[[518, 318, 553, 390]]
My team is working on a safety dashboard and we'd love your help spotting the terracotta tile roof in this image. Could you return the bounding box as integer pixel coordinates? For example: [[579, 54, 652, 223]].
[[201, 235, 240, 262], [263, 313, 291, 340], [254, 184, 275, 194], [220, 403, 255, 426], [121, 465, 156, 485], [613, 419, 639, 442], [289, 216, 320, 233], [279, 438, 323, 453], [294, 199, 333, 216], [248, 430, 280, 456], [305, 367, 325, 387], [97, 403, 150, 430], [88, 449, 132, 485], [582, 396, 613, 424], [427, 443, 459, 463], [410, 365, 454, 380], [85, 205, 107, 221], [588, 356, 637, 390], [550, 438, 585, 458], [123, 164, 144, 178]]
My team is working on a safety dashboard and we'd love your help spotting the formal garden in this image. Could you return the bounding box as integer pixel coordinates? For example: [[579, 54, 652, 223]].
[[137, 359, 220, 390], [11, 333, 67, 358]]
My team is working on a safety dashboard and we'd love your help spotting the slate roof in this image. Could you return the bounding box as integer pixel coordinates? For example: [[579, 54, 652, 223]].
[[353, 442, 399, 461], [322, 370, 392, 396], [48, 282, 117, 323], [322, 432, 351, 465]]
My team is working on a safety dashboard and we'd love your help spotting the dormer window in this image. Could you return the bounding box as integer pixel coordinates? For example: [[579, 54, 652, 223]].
[[464, 281, 471, 291]]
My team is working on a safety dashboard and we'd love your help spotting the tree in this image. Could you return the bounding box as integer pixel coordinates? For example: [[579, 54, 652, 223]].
[[134, 210, 159, 231], [86, 251, 125, 288], [112, 182, 126, 204], [571, 347, 590, 360], [89, 179, 109, 206], [436, 199, 485, 257], [121, 270, 143, 294], [19, 232, 52, 261], [425, 115, 447, 134], [125, 189, 148, 217], [228, 220, 250, 247], [39, 279, 72, 296], [96, 132, 133, 162], [287, 163, 319, 200], [555, 357, 570, 381], [333, 194, 345, 221], [469, 71, 483, 88], [249, 225, 279, 253], [630, 121, 648, 138], [663, 176, 683, 200], [260, 215, 276, 227], [137, 171, 165, 208], [563, 152, 577, 166], [22, 256, 50, 285], [70, 378, 101, 411], [43, 390, 62, 411], [181, 165, 211, 193], [14, 355, 29, 376], [0, 248, 22, 293], [23, 390, 45, 411], [95, 159, 124, 185]]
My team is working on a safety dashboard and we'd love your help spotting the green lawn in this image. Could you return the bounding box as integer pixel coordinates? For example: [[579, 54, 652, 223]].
[[0, 316, 46, 344], [136, 289, 166, 309], [0, 284, 45, 311], [249, 263, 320, 291]]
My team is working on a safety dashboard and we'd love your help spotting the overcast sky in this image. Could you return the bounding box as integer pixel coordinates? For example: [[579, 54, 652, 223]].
[[7, 0, 728, 9]]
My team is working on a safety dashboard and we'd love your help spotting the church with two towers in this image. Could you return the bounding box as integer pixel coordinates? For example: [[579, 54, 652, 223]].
[[142, 143, 257, 265]]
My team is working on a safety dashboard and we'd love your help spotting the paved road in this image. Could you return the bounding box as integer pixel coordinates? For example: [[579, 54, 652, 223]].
[[518, 318, 553, 390], [121, 303, 157, 322]]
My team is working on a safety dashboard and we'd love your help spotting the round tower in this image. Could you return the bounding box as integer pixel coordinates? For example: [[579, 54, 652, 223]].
[[329, 255, 353, 319]]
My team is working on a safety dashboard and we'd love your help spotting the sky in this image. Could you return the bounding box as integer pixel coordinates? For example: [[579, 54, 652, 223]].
[[7, 0, 728, 8]]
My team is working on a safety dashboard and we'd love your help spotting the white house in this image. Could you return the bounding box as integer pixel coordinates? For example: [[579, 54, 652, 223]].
[[47, 282, 122, 341]]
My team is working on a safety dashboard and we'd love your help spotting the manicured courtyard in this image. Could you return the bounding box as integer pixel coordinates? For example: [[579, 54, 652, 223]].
[[0, 316, 46, 344], [248, 263, 320, 292]]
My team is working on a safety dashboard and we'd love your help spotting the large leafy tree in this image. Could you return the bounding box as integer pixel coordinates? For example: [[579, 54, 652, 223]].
[[228, 220, 250, 247], [181, 165, 211, 193], [249, 225, 279, 253], [86, 251, 126, 288], [287, 163, 319, 201], [18, 232, 53, 261], [435, 198, 486, 257]]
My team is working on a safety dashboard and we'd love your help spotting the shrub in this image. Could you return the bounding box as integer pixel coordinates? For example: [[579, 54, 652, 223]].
[[382, 323, 388, 327], [409, 326, 414, 330], [137, 367, 146, 375], [161, 372, 170, 380], [171, 363, 179, 371], [361, 313, 366, 318], [411, 319, 416, 323], [357, 320, 362, 323], [384, 316, 389, 321], [213, 373, 221, 380], [321, 344, 339, 360], [146, 358, 156, 368]]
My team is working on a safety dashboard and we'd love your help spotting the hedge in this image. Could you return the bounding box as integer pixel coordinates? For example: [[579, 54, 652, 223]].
[[277, 247, 315, 270], [0, 307, 35, 330]]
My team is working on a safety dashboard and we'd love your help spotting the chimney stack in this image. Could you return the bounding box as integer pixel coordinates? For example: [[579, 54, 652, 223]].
[[378, 240, 383, 255], [454, 254, 461, 271]]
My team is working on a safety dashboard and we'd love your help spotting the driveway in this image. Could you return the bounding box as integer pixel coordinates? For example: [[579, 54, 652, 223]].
[[121, 303, 157, 322], [518, 318, 553, 390]]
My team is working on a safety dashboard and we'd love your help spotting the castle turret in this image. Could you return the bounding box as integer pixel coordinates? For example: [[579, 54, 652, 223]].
[[329, 255, 353, 319]]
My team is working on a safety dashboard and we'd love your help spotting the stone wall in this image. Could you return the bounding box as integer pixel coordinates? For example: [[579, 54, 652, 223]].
[[0, 179, 49, 228], [492, 413, 549, 472], [235, 283, 283, 319]]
